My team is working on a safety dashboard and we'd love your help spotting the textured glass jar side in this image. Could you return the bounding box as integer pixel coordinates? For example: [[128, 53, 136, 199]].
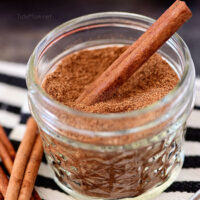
[[40, 121, 185, 199]]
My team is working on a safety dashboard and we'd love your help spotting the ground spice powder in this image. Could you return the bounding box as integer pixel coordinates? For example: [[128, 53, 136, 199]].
[[43, 46, 179, 113]]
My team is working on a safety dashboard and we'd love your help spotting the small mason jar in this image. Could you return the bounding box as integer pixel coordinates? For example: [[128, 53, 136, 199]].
[[26, 12, 195, 200]]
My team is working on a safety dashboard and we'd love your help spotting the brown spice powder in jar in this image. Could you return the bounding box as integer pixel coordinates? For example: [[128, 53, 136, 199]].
[[43, 46, 179, 113], [41, 46, 180, 199]]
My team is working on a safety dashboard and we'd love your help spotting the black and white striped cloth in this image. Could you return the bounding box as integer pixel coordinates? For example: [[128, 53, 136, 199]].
[[0, 60, 199, 200]]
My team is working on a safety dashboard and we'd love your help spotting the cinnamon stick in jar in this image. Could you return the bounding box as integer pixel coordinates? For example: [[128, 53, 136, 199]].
[[76, 0, 192, 105]]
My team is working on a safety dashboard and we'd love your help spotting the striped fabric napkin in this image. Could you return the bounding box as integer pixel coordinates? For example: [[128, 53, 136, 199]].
[[0, 60, 199, 200]]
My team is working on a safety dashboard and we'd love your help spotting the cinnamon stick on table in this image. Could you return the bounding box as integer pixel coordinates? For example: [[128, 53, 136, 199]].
[[0, 125, 16, 160], [18, 135, 43, 200], [31, 187, 42, 200], [0, 166, 9, 197], [0, 120, 41, 200], [0, 192, 3, 200], [76, 0, 192, 105], [0, 139, 13, 174], [5, 118, 42, 200]]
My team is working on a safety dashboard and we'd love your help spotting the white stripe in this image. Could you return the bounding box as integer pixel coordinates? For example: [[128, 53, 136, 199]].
[[154, 192, 193, 200], [21, 97, 30, 114], [195, 79, 200, 106], [0, 83, 27, 107], [184, 141, 200, 156], [38, 162, 54, 179], [0, 110, 20, 128], [187, 110, 200, 129], [9, 124, 26, 141], [177, 168, 200, 182], [35, 186, 74, 200], [0, 61, 26, 78]]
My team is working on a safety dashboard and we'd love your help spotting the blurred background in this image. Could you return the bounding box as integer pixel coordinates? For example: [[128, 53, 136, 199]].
[[0, 0, 199, 75]]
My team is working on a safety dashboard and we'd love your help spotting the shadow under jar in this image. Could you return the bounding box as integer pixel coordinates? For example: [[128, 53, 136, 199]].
[[26, 12, 195, 200]]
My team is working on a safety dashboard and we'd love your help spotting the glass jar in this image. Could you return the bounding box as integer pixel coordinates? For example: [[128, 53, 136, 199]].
[[26, 12, 195, 200]]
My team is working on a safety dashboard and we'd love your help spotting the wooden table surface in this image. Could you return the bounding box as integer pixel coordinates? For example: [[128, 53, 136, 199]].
[[0, 0, 199, 75]]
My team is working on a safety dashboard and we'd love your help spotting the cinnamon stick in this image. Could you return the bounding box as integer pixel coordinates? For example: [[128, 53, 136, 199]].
[[18, 135, 43, 200], [76, 0, 192, 105], [0, 166, 9, 197], [0, 125, 16, 160], [5, 117, 38, 200], [0, 122, 41, 200], [0, 140, 13, 174], [0, 192, 3, 200], [31, 189, 42, 200]]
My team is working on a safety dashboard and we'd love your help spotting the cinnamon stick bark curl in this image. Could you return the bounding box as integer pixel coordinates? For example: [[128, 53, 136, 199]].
[[76, 0, 192, 105]]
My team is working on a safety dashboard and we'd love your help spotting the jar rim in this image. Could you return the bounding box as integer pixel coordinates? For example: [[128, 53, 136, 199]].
[[27, 11, 194, 120]]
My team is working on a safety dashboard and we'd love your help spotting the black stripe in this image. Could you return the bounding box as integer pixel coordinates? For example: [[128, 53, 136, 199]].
[[0, 73, 26, 89], [0, 102, 21, 114], [35, 175, 66, 193], [42, 154, 48, 164], [9, 139, 20, 152], [185, 128, 200, 142], [20, 113, 31, 124], [166, 181, 200, 193], [194, 105, 200, 110], [183, 156, 200, 168]]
